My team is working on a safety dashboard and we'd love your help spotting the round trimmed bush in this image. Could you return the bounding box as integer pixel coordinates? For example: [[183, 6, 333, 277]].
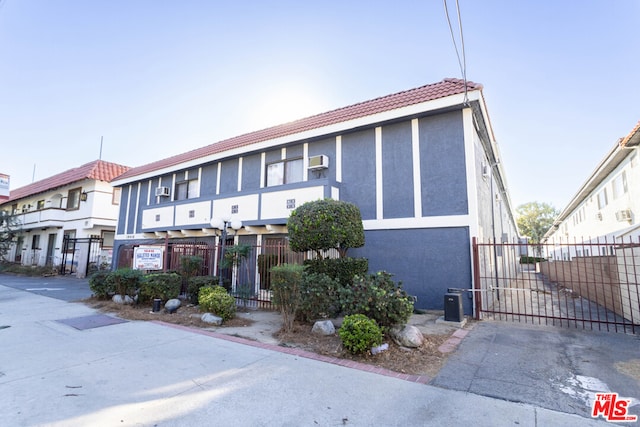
[[198, 286, 236, 321], [338, 314, 383, 354]]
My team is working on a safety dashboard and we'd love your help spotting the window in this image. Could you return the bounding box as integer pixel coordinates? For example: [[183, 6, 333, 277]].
[[66, 188, 81, 210], [101, 231, 115, 248], [266, 158, 303, 187], [597, 188, 608, 210], [112, 187, 121, 205], [175, 179, 200, 200], [37, 200, 45, 210], [11, 204, 17, 215], [612, 172, 627, 199]]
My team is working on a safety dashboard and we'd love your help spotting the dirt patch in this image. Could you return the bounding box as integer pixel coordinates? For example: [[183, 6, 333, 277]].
[[82, 298, 457, 377], [276, 323, 451, 377], [83, 299, 255, 329]]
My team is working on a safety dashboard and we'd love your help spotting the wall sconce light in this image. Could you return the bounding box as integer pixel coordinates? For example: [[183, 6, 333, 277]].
[[80, 191, 88, 202]]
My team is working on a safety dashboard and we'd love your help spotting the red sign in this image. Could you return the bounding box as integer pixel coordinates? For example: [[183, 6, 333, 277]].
[[592, 393, 638, 422]]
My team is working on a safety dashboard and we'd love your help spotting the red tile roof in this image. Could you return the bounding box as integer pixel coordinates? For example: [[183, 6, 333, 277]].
[[6, 160, 130, 202], [116, 78, 481, 181], [620, 120, 640, 148]]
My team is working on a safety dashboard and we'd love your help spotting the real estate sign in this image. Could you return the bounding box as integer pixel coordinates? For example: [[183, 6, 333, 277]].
[[133, 246, 164, 270]]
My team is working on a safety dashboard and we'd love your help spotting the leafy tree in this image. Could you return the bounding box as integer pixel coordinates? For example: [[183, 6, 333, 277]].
[[516, 202, 559, 255], [287, 199, 364, 258], [0, 212, 22, 261]]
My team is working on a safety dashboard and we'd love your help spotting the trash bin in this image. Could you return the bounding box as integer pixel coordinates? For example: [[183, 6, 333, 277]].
[[152, 298, 162, 313], [444, 292, 464, 322]]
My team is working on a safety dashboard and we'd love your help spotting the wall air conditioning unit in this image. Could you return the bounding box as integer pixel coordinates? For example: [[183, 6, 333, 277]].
[[595, 212, 603, 221], [481, 163, 489, 178], [155, 186, 170, 197], [615, 209, 632, 222], [308, 154, 329, 170]]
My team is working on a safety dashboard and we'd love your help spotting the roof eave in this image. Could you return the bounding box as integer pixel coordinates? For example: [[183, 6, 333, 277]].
[[112, 89, 480, 186]]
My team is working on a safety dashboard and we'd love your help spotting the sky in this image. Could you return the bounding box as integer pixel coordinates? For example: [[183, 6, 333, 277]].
[[1, 0, 639, 211]]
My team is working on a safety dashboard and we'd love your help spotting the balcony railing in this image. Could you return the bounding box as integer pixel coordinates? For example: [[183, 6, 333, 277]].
[[19, 208, 66, 229]]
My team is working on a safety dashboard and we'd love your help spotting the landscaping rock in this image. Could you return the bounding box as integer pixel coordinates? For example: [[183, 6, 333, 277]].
[[201, 313, 223, 325], [331, 316, 344, 329], [312, 320, 335, 335], [389, 325, 424, 348], [165, 299, 181, 314], [112, 294, 134, 305]]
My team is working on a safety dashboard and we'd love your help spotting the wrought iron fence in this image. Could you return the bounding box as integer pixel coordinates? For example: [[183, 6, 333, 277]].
[[159, 240, 339, 310], [473, 236, 640, 334]]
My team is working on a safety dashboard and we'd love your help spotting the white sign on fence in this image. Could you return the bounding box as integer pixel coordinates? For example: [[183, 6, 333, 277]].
[[133, 246, 164, 270]]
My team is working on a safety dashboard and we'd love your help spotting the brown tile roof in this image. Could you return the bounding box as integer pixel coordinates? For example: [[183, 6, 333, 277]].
[[116, 78, 481, 181], [6, 160, 130, 202]]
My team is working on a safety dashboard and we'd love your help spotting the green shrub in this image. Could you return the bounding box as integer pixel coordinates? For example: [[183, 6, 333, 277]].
[[287, 199, 365, 258], [519, 256, 547, 264], [298, 272, 341, 322], [303, 257, 368, 287], [339, 271, 414, 328], [188, 276, 217, 304], [88, 270, 114, 299], [139, 272, 181, 303], [180, 255, 203, 277], [198, 286, 236, 321], [270, 264, 304, 333], [106, 268, 145, 299], [338, 314, 383, 354]]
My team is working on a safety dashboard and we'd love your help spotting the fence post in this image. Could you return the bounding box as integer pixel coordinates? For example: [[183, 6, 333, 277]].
[[472, 237, 482, 320]]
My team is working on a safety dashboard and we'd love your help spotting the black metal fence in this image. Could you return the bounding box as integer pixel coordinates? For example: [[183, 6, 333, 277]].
[[119, 239, 339, 310], [60, 236, 103, 277], [473, 236, 640, 334]]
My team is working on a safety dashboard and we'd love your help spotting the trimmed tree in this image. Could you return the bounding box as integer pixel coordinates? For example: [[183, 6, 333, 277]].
[[287, 199, 364, 258]]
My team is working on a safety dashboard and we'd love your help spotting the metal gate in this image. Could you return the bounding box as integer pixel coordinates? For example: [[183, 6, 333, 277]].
[[60, 236, 103, 276], [473, 237, 639, 334]]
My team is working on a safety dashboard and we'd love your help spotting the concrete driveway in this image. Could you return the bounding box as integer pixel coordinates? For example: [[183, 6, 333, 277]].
[[432, 320, 640, 424]]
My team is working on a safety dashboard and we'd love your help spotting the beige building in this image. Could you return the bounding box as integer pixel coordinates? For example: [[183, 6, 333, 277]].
[[544, 120, 640, 258]]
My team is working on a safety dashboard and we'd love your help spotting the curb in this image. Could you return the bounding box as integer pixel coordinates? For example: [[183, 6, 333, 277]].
[[154, 320, 434, 384]]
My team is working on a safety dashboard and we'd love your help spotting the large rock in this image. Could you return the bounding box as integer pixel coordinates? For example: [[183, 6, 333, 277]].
[[201, 313, 223, 325], [112, 294, 134, 305], [165, 299, 181, 314], [389, 325, 424, 348], [312, 320, 335, 335]]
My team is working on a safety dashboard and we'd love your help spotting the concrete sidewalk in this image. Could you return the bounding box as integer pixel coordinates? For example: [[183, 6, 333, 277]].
[[0, 282, 609, 426]]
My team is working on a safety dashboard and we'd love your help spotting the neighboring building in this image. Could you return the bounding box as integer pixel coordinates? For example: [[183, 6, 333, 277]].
[[110, 78, 518, 312], [543, 120, 640, 259], [0, 160, 130, 277]]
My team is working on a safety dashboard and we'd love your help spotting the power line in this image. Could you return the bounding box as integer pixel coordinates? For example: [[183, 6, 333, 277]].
[[444, 0, 468, 104]]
